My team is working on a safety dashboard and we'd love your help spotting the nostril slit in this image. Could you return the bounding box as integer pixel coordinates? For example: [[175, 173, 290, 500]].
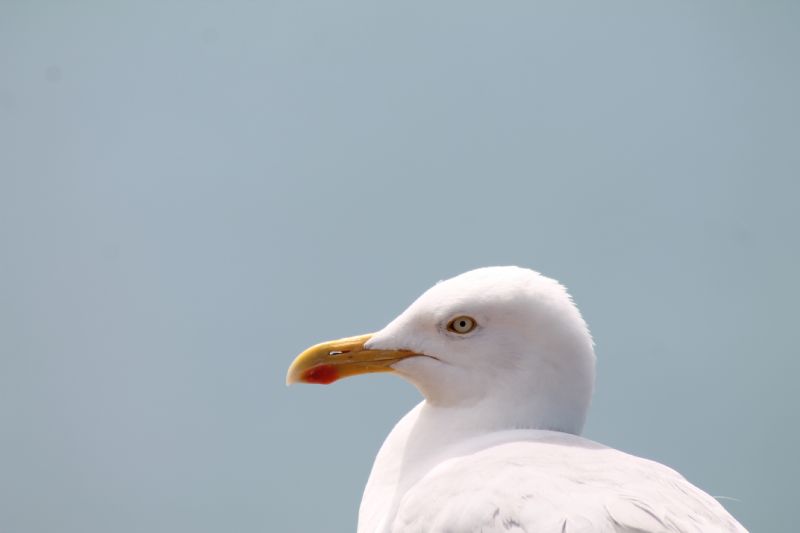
[[329, 350, 347, 356]]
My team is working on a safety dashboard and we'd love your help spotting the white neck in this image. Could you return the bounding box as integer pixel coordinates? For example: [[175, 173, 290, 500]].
[[397, 347, 594, 436], [359, 398, 586, 533]]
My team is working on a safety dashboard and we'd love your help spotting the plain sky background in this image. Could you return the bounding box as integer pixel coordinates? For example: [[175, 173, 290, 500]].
[[1, 1, 798, 532]]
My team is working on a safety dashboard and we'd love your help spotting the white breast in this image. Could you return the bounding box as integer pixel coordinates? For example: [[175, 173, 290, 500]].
[[358, 403, 746, 533]]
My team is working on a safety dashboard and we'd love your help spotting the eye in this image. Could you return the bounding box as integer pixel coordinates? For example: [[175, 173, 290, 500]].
[[447, 316, 477, 334]]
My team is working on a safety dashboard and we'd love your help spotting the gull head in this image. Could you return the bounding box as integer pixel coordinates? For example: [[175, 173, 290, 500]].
[[287, 266, 596, 434]]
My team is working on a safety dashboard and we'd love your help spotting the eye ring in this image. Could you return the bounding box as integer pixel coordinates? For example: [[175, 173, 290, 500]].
[[447, 316, 477, 334]]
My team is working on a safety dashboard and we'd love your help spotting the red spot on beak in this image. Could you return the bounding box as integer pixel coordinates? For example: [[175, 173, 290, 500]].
[[302, 364, 339, 384]]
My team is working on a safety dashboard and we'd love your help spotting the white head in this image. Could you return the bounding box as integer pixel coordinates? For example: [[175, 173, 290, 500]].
[[288, 266, 596, 435]]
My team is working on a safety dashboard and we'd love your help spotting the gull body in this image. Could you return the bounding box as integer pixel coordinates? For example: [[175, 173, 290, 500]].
[[287, 267, 746, 532]]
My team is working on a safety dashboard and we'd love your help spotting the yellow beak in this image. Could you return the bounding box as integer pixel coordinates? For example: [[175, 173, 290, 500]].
[[286, 333, 420, 385]]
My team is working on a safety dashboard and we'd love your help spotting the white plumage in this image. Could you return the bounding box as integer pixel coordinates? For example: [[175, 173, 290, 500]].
[[288, 266, 746, 532], [362, 411, 743, 532]]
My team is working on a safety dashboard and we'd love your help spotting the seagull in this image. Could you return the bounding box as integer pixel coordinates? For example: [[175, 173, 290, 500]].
[[287, 266, 746, 532]]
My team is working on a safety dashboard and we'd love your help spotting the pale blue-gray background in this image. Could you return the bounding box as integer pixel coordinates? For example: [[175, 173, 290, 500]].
[[1, 1, 797, 532]]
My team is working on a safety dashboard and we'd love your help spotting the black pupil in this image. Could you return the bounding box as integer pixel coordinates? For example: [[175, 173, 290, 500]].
[[459, 321, 466, 328]]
